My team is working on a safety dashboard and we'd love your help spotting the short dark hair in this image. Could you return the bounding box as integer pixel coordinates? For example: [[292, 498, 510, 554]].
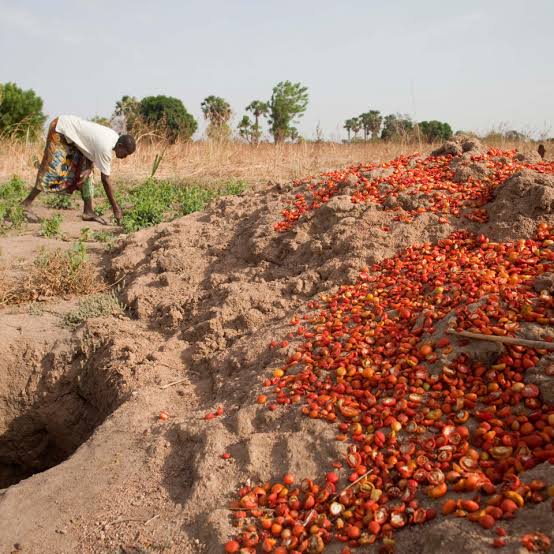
[[117, 134, 136, 154]]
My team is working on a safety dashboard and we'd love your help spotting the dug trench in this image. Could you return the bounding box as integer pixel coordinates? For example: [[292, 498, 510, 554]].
[[0, 136, 553, 553], [0, 316, 139, 489]]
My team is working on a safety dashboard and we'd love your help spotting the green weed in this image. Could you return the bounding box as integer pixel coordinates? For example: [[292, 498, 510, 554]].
[[221, 179, 247, 196], [80, 227, 91, 242], [92, 230, 117, 251], [120, 178, 247, 233], [0, 176, 28, 232], [40, 214, 63, 238], [45, 193, 73, 209], [63, 290, 125, 327], [121, 179, 178, 232], [177, 185, 218, 215]]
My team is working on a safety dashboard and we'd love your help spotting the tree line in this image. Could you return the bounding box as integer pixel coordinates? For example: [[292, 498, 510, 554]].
[[1, 80, 540, 145], [0, 81, 309, 145], [344, 112, 453, 143]]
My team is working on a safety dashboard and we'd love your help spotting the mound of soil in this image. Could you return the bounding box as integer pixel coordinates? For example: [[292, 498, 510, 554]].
[[431, 134, 487, 157], [484, 170, 554, 241], [0, 142, 553, 553]]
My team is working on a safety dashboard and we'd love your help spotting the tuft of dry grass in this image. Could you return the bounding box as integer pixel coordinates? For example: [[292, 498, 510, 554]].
[[0, 245, 103, 305]]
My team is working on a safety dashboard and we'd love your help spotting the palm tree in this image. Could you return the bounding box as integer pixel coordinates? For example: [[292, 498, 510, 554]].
[[246, 100, 269, 144], [359, 113, 370, 141], [344, 119, 353, 141], [113, 95, 140, 133], [350, 117, 362, 140], [201, 96, 232, 140], [360, 110, 383, 141], [367, 110, 383, 139]]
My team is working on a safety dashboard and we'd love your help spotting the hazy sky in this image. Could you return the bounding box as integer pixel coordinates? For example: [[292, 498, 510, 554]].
[[1, 0, 553, 140]]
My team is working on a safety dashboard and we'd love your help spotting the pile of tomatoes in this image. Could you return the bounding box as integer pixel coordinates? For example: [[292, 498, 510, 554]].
[[225, 146, 554, 552], [274, 149, 554, 232]]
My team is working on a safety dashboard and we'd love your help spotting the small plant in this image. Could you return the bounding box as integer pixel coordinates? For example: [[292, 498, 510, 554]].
[[80, 227, 91, 242], [177, 185, 217, 215], [1, 241, 100, 304], [63, 290, 125, 327], [221, 179, 246, 196], [94, 203, 107, 216], [151, 148, 167, 178], [40, 214, 63, 237], [121, 179, 177, 232], [0, 176, 28, 232], [45, 193, 73, 209], [92, 230, 117, 250]]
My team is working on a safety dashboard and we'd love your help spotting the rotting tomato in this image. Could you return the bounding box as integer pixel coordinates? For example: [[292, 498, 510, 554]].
[[224, 150, 554, 551]]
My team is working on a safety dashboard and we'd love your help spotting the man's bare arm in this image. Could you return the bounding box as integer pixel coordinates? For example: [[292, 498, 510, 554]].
[[101, 173, 122, 223]]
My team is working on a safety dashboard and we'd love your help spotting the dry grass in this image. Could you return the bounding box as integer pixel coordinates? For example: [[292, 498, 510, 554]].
[[0, 138, 432, 185], [1, 136, 540, 188], [0, 246, 103, 305]]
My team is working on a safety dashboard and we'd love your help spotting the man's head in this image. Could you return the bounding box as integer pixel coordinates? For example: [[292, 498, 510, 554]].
[[114, 134, 136, 159]]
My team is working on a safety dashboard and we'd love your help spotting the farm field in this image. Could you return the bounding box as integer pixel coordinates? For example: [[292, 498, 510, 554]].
[[0, 135, 553, 554]]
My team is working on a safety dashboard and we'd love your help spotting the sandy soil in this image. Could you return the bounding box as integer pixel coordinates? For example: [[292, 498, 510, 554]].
[[0, 139, 553, 554]]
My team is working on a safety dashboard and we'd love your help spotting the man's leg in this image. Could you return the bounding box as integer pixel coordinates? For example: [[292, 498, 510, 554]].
[[23, 187, 41, 207], [81, 178, 107, 224], [21, 187, 42, 222]]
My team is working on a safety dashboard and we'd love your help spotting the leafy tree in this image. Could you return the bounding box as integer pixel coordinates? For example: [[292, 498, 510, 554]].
[[237, 115, 253, 143], [288, 127, 300, 142], [350, 116, 362, 139], [246, 100, 269, 144], [268, 81, 308, 143], [0, 82, 46, 140], [113, 95, 140, 133], [201, 95, 232, 141], [381, 114, 413, 142], [360, 110, 383, 140], [139, 95, 197, 143], [418, 120, 453, 143]]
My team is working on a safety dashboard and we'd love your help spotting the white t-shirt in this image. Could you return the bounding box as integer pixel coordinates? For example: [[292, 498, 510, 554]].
[[56, 115, 119, 176]]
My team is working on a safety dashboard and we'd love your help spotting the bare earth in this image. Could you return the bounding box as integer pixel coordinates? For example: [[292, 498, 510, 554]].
[[0, 139, 553, 554]]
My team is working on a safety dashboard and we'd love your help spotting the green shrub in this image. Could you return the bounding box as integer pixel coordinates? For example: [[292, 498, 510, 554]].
[[40, 214, 63, 238], [419, 120, 453, 143], [0, 176, 28, 232], [177, 185, 217, 215], [139, 95, 197, 143], [63, 290, 125, 327], [121, 179, 177, 232], [0, 82, 46, 140], [45, 193, 73, 209], [221, 179, 247, 196]]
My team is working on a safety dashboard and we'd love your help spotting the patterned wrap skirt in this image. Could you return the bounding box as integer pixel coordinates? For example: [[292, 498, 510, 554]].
[[35, 118, 92, 193]]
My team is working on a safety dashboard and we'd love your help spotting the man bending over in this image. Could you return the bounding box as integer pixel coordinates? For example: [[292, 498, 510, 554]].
[[22, 115, 136, 224]]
